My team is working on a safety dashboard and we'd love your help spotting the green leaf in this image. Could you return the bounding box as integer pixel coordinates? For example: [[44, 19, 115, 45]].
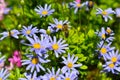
[[80, 65, 88, 69]]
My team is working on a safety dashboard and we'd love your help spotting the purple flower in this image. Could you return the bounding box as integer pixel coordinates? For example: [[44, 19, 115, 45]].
[[96, 8, 115, 22], [115, 8, 120, 18], [35, 4, 55, 17]]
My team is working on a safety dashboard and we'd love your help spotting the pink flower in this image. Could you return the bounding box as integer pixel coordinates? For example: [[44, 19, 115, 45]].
[[76, 0, 81, 3], [5, 62, 14, 71], [8, 50, 22, 68]]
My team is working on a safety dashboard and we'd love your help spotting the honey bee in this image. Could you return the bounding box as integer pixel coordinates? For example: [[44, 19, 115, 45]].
[[88, 1, 94, 9], [62, 23, 69, 38]]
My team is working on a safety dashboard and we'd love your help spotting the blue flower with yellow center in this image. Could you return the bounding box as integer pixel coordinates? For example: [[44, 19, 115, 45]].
[[102, 62, 120, 74], [97, 41, 115, 60], [48, 18, 69, 32], [22, 54, 50, 72], [21, 25, 38, 37], [0, 29, 20, 40], [61, 53, 82, 74], [41, 68, 61, 80], [35, 4, 55, 17], [0, 68, 10, 80], [106, 50, 120, 64], [96, 8, 115, 22], [49, 36, 69, 57], [69, 1, 85, 14], [23, 35, 50, 56]]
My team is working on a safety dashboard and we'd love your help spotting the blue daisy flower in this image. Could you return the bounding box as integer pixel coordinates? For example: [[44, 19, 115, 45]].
[[49, 36, 69, 57], [102, 62, 120, 74], [22, 54, 50, 72], [19, 71, 40, 80], [115, 8, 120, 18], [60, 71, 78, 80], [23, 35, 50, 56], [35, 4, 55, 17], [97, 41, 115, 60], [0, 68, 10, 80], [61, 53, 82, 74], [69, 1, 85, 14], [105, 50, 120, 64], [41, 67, 61, 80], [21, 25, 38, 37], [48, 18, 70, 32], [96, 8, 115, 22], [97, 27, 114, 42], [0, 29, 20, 40]]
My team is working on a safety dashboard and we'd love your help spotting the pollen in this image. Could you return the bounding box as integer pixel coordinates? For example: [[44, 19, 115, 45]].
[[0, 78, 2, 80], [50, 77, 56, 80], [101, 34, 106, 39], [67, 62, 73, 68], [31, 57, 39, 64], [42, 10, 48, 15], [76, 3, 81, 7], [33, 43, 41, 49], [100, 48, 107, 54], [57, 24, 63, 29], [109, 63, 114, 68], [102, 11, 107, 16], [106, 28, 111, 34], [111, 57, 117, 63], [26, 30, 31, 34], [65, 77, 70, 80], [52, 44, 59, 50]]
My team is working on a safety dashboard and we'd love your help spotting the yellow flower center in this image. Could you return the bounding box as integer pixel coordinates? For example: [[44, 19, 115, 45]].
[[8, 31, 14, 36], [65, 77, 70, 80], [67, 62, 73, 68], [31, 58, 39, 64], [101, 34, 106, 39], [52, 44, 59, 50], [33, 43, 41, 49], [89, 1, 93, 6], [109, 63, 114, 68], [0, 78, 2, 80], [57, 24, 63, 29], [100, 48, 107, 54], [111, 57, 117, 63], [50, 77, 56, 80], [76, 3, 81, 7], [106, 29, 111, 34], [42, 10, 48, 15], [102, 11, 107, 16], [26, 30, 31, 34]]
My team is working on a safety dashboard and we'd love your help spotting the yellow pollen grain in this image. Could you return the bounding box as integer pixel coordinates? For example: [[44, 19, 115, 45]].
[[109, 63, 114, 68], [106, 29, 111, 34], [42, 10, 48, 15], [33, 43, 41, 49], [32, 58, 39, 64], [102, 11, 107, 16], [57, 24, 63, 29], [100, 48, 107, 54], [50, 77, 56, 80], [111, 57, 117, 63], [65, 77, 70, 80], [67, 62, 73, 68], [0, 78, 2, 80], [76, 3, 81, 7], [102, 34, 106, 39], [52, 44, 59, 50], [26, 30, 31, 34]]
